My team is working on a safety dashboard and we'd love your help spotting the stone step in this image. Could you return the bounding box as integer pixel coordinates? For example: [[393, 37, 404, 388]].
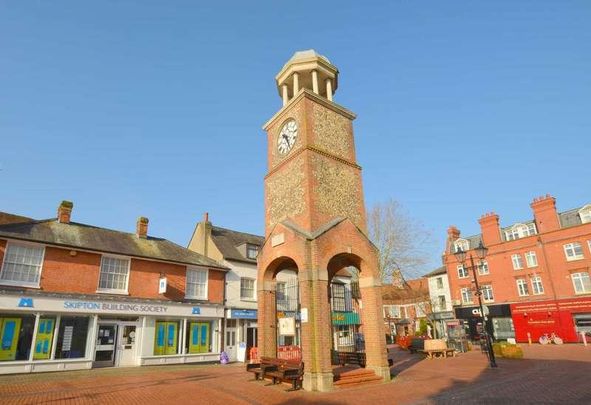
[[334, 369, 383, 388]]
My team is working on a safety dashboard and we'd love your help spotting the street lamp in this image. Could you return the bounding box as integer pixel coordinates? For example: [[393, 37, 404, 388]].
[[454, 241, 498, 368]]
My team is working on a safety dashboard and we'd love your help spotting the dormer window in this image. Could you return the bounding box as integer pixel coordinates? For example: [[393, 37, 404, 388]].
[[246, 244, 259, 260], [579, 204, 591, 224], [505, 223, 537, 241], [453, 239, 469, 253]]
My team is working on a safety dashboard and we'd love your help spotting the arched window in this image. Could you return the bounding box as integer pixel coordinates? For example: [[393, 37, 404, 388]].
[[579, 204, 591, 224], [453, 238, 469, 253]]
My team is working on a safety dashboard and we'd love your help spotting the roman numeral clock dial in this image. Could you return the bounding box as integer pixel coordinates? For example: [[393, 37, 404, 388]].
[[277, 119, 298, 155]]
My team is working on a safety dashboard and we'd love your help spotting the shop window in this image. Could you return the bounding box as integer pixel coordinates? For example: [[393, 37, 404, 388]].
[[0, 243, 44, 287], [98, 256, 130, 293], [186, 268, 208, 300], [240, 278, 255, 300], [154, 321, 179, 355], [55, 316, 90, 359], [33, 317, 57, 360], [331, 283, 346, 312], [0, 314, 35, 361], [186, 321, 212, 354]]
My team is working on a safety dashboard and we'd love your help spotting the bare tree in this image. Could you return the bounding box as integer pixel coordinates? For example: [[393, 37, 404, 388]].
[[367, 199, 431, 282]]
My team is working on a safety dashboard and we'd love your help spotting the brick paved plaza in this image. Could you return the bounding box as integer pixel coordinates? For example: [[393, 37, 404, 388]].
[[0, 344, 589, 404]]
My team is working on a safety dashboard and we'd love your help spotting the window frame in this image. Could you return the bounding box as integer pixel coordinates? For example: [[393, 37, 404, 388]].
[[453, 239, 469, 253], [579, 205, 591, 224], [240, 277, 256, 300], [517, 279, 529, 296], [571, 272, 591, 294], [564, 242, 584, 261], [531, 276, 544, 295], [477, 260, 489, 275], [97, 255, 131, 294], [246, 244, 259, 260], [185, 267, 209, 300], [457, 264, 469, 279], [481, 284, 494, 303], [511, 254, 524, 270], [460, 287, 472, 304], [525, 251, 538, 268], [436, 277, 443, 289], [0, 241, 46, 288]]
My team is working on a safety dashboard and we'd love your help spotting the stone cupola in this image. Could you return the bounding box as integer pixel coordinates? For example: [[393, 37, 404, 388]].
[[275, 49, 339, 106]]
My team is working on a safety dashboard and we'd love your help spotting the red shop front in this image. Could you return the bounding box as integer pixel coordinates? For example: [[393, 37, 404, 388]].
[[511, 297, 591, 343]]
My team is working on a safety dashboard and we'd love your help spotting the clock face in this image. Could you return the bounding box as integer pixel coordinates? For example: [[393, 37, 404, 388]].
[[277, 119, 298, 155]]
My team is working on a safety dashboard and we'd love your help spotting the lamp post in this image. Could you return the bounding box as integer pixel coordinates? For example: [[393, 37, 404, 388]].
[[454, 241, 498, 368]]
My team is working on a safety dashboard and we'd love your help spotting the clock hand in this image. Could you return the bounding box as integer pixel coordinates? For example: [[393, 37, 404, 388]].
[[282, 134, 290, 146]]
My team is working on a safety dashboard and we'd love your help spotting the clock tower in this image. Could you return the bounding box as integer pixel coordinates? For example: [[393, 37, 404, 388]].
[[257, 50, 390, 392]]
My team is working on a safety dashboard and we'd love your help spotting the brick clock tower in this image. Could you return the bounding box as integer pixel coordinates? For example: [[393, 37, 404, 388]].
[[257, 50, 390, 391]]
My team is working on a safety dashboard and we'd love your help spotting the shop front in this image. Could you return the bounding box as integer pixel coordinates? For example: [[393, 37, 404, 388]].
[[454, 304, 514, 342], [428, 311, 454, 339], [510, 297, 591, 343], [225, 308, 257, 362], [0, 293, 224, 374]]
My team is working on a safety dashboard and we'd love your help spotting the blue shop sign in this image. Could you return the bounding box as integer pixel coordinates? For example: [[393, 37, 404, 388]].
[[231, 309, 257, 319]]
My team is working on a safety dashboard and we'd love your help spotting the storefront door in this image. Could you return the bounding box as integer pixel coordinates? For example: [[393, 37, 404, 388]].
[[94, 323, 118, 367], [225, 319, 237, 361], [116, 323, 137, 367]]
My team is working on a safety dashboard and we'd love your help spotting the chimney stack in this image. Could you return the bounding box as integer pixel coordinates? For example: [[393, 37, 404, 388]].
[[479, 212, 501, 246], [57, 201, 73, 224], [445, 225, 461, 255], [202, 212, 212, 257], [530, 194, 560, 233], [136, 217, 149, 238]]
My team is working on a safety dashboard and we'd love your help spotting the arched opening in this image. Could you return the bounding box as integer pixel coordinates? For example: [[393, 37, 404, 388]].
[[264, 256, 301, 361], [327, 254, 364, 365]]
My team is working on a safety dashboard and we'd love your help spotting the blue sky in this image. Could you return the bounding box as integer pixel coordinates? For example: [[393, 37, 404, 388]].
[[1, 1, 590, 275]]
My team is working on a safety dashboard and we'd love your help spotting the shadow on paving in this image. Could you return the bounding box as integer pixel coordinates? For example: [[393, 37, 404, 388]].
[[415, 357, 591, 405]]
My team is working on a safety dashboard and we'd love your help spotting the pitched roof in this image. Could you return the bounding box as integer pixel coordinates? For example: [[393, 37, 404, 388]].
[[381, 277, 429, 303], [424, 266, 446, 278], [210, 226, 264, 264], [0, 211, 34, 226], [0, 218, 227, 270]]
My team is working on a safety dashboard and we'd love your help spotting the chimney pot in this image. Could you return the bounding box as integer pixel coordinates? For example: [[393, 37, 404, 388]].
[[57, 200, 73, 224], [136, 217, 149, 238], [204, 212, 209, 223]]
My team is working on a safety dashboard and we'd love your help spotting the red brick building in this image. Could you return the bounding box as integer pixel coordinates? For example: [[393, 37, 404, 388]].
[[444, 195, 591, 343], [0, 201, 228, 374]]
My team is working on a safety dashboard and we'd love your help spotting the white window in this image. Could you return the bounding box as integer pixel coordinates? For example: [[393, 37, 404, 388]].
[[457, 264, 469, 278], [98, 256, 130, 293], [579, 205, 591, 224], [531, 276, 544, 295], [505, 223, 537, 241], [517, 279, 529, 296], [478, 260, 489, 275], [481, 285, 494, 302], [512, 254, 524, 270], [383, 305, 401, 318], [564, 242, 584, 261], [454, 239, 469, 253], [0, 243, 45, 287], [571, 272, 591, 294], [186, 268, 208, 299], [438, 295, 446, 310], [460, 287, 472, 304], [525, 251, 538, 268], [246, 245, 259, 260], [436, 277, 443, 289], [240, 278, 255, 300], [415, 304, 426, 317]]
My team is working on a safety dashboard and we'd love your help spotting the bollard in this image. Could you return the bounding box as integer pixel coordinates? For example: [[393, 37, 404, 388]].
[[527, 332, 532, 345], [582, 331, 588, 347]]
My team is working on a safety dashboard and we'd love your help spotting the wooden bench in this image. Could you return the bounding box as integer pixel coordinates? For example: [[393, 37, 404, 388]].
[[265, 360, 304, 391], [337, 351, 366, 368], [246, 357, 284, 381], [422, 339, 456, 359]]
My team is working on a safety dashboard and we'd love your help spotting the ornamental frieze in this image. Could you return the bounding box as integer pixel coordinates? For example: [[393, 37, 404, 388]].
[[312, 104, 352, 161]]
